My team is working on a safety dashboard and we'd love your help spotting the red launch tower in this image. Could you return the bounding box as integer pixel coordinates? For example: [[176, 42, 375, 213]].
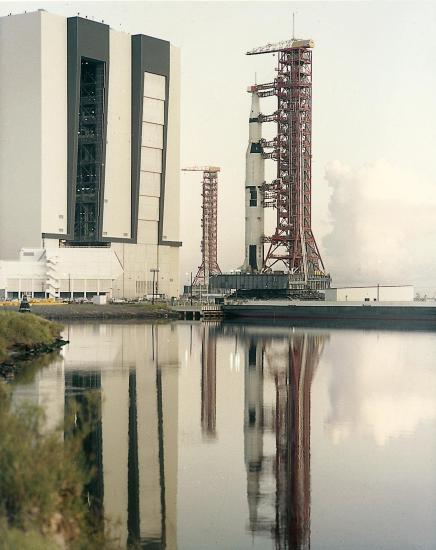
[[182, 166, 222, 286], [247, 39, 329, 289]]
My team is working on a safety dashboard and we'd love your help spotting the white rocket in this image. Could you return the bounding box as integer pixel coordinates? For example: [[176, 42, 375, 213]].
[[242, 89, 265, 273]]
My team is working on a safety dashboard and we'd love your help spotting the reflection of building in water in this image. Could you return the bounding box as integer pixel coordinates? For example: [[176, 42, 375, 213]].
[[241, 328, 327, 549], [127, 323, 179, 549], [201, 324, 218, 438], [11, 357, 65, 434], [65, 372, 104, 524], [13, 323, 179, 549]]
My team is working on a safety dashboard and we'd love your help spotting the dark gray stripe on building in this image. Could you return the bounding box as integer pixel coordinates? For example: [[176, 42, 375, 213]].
[[131, 35, 181, 247], [67, 17, 109, 240], [42, 233, 69, 240]]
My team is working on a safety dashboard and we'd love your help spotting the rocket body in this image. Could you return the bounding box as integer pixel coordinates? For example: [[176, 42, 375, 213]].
[[242, 91, 265, 272]]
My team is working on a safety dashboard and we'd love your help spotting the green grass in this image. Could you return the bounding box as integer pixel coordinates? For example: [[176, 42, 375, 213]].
[[0, 312, 62, 363], [0, 524, 58, 549], [0, 385, 119, 549]]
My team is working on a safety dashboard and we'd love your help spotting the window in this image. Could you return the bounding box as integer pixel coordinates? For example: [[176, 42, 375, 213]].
[[72, 58, 105, 243], [136, 281, 147, 295], [248, 186, 257, 207]]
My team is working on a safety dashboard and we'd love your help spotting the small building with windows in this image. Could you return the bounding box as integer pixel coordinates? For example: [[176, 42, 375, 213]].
[[0, 9, 181, 299], [325, 285, 414, 302]]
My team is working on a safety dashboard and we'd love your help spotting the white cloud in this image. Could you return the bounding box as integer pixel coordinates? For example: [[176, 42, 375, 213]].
[[325, 333, 436, 446], [322, 160, 436, 287]]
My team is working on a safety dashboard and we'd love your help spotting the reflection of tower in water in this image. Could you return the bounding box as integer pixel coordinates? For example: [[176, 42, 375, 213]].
[[201, 324, 218, 438], [244, 331, 327, 549]]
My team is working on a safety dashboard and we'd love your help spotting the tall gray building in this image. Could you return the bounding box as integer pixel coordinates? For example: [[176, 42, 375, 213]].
[[0, 10, 181, 299]]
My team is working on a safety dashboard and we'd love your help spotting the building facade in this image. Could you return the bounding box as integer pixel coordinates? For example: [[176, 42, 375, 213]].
[[0, 10, 180, 299]]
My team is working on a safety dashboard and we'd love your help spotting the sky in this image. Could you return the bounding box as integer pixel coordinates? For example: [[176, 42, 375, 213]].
[[2, 0, 435, 291]]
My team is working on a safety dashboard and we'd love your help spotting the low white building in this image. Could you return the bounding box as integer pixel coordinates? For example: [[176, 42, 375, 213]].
[[0, 248, 122, 299], [0, 10, 181, 299], [325, 285, 414, 302]]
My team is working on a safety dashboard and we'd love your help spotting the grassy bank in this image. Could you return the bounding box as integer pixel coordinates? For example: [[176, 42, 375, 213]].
[[0, 302, 179, 321], [0, 312, 63, 364]]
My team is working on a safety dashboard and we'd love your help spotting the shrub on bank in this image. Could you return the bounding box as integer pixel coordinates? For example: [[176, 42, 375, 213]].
[[0, 312, 62, 363], [0, 385, 118, 549]]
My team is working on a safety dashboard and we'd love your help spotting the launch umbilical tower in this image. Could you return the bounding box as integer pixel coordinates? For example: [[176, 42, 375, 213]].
[[247, 39, 329, 289], [182, 166, 222, 286]]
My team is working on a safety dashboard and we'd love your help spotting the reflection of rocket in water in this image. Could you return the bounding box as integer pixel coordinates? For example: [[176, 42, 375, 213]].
[[244, 341, 264, 530], [242, 89, 265, 272], [244, 331, 327, 550]]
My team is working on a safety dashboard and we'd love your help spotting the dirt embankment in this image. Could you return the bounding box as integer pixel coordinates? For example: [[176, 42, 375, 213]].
[[0, 312, 66, 378]]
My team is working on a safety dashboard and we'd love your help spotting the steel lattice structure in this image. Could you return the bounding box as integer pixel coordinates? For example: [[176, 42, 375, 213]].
[[182, 166, 222, 286], [248, 41, 327, 285]]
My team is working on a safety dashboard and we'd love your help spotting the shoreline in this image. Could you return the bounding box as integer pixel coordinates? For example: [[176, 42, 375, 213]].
[[0, 338, 68, 379], [0, 312, 67, 379], [0, 303, 180, 321]]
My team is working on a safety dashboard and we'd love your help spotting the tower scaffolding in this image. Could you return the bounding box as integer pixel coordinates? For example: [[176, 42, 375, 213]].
[[247, 39, 330, 290], [182, 166, 222, 287]]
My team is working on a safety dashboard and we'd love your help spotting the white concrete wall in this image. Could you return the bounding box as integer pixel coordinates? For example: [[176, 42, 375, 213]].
[[161, 45, 180, 244], [103, 29, 132, 240], [324, 288, 338, 301], [327, 286, 414, 302], [111, 65, 179, 301], [111, 241, 179, 299], [0, 12, 43, 258], [379, 286, 414, 301], [111, 241, 157, 299], [47, 247, 122, 281], [40, 12, 68, 236], [158, 245, 179, 298]]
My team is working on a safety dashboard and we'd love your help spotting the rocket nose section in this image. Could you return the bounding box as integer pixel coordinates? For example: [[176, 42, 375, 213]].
[[248, 91, 262, 142], [249, 92, 260, 119]]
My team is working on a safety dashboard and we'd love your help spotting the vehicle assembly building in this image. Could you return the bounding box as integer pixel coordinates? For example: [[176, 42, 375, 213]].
[[0, 10, 180, 299]]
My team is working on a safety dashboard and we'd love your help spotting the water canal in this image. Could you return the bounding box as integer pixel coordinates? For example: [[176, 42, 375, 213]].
[[12, 321, 436, 549]]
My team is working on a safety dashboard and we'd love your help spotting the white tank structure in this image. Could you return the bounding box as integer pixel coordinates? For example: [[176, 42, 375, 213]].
[[242, 88, 265, 273]]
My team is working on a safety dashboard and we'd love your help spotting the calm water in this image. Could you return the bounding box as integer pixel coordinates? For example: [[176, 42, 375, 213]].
[[12, 322, 436, 549]]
